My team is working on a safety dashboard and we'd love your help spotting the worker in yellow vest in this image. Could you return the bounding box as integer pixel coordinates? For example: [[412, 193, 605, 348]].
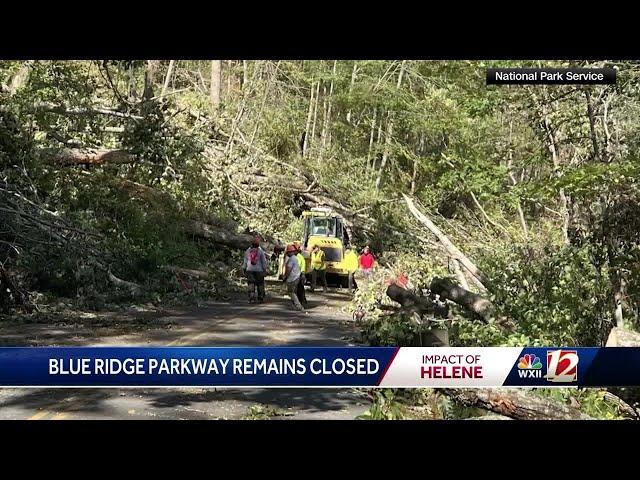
[[344, 246, 359, 293], [294, 242, 308, 307], [310, 244, 328, 293]]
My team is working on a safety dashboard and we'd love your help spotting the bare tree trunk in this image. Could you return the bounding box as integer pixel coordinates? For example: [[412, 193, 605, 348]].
[[540, 93, 570, 245], [506, 120, 528, 239], [403, 193, 490, 289], [543, 117, 569, 243], [227, 60, 232, 96], [320, 86, 328, 150], [242, 60, 248, 90], [585, 89, 600, 161], [160, 60, 176, 98], [143, 60, 159, 103], [371, 117, 383, 174], [469, 191, 511, 238], [411, 133, 423, 194], [322, 60, 337, 150], [367, 108, 377, 164], [48, 148, 134, 166], [375, 113, 391, 191], [302, 81, 316, 157], [127, 63, 137, 102], [375, 61, 406, 192], [310, 81, 321, 150], [451, 259, 470, 290], [210, 60, 222, 108], [411, 157, 418, 194], [346, 61, 358, 124], [511, 178, 529, 239]]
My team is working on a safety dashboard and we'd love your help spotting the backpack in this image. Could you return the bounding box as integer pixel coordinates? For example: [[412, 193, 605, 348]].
[[249, 248, 260, 266]]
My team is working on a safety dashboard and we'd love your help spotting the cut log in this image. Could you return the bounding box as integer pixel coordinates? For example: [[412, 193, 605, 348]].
[[402, 193, 490, 289], [606, 327, 640, 347], [442, 388, 592, 420], [430, 277, 492, 321], [46, 148, 135, 166], [386, 283, 448, 319]]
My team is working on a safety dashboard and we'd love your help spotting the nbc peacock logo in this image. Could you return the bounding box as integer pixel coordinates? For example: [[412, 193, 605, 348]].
[[517, 353, 543, 379]]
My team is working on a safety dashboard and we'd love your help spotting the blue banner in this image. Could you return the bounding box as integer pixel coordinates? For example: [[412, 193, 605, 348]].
[[0, 347, 398, 387]]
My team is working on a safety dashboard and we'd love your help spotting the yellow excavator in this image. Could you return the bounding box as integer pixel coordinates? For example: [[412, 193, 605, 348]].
[[279, 207, 351, 287]]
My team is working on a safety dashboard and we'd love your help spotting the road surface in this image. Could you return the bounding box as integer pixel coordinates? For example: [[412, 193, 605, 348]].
[[0, 285, 370, 420]]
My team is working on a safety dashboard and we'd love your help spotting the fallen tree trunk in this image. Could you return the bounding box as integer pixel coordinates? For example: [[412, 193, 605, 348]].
[[402, 193, 490, 289], [238, 174, 309, 192], [45, 148, 135, 166], [442, 388, 592, 420], [430, 277, 492, 320], [185, 220, 283, 253], [28, 102, 143, 120], [164, 266, 214, 280], [107, 270, 142, 297], [606, 327, 640, 347]]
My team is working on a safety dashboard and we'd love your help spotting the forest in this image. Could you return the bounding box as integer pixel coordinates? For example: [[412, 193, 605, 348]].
[[2, 60, 640, 420]]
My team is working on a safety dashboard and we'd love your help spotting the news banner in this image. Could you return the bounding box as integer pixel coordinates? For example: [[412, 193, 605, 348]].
[[1, 347, 640, 388]]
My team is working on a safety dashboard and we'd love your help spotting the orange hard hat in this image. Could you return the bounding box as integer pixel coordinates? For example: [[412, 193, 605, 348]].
[[285, 244, 297, 253]]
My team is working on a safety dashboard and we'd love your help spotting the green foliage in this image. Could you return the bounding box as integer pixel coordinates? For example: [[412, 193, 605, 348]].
[[358, 389, 407, 420], [480, 242, 612, 346], [534, 388, 623, 419]]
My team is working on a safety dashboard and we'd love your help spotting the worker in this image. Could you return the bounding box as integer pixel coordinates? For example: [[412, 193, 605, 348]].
[[344, 246, 359, 292], [242, 236, 267, 303], [283, 243, 304, 311], [294, 242, 308, 307], [310, 244, 328, 293], [358, 245, 376, 280]]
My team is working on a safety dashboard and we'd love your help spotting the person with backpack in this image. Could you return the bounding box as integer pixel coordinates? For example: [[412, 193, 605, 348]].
[[283, 244, 304, 311], [242, 236, 267, 303]]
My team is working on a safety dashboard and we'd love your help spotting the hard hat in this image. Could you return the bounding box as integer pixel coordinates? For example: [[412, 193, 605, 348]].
[[285, 244, 297, 253]]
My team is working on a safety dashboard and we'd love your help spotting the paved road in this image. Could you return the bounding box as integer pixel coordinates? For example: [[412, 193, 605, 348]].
[[0, 287, 371, 420]]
